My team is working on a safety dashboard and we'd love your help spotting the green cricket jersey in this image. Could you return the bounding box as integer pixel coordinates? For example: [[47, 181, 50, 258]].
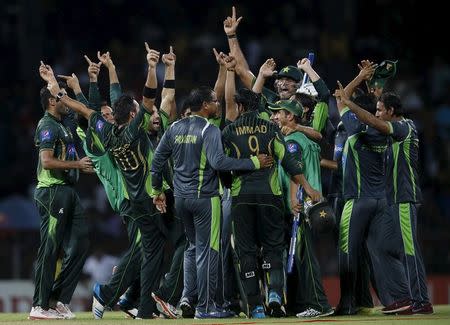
[[89, 105, 155, 204], [222, 110, 303, 196], [77, 126, 128, 213], [386, 118, 422, 204], [279, 131, 321, 211], [34, 112, 79, 188]]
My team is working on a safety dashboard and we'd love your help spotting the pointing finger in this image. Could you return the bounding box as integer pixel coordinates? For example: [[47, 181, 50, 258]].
[[144, 42, 150, 53], [57, 75, 71, 80], [232, 6, 236, 19], [84, 55, 93, 65]]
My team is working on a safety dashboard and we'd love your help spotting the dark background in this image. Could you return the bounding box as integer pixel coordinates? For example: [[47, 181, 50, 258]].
[[0, 0, 449, 279]]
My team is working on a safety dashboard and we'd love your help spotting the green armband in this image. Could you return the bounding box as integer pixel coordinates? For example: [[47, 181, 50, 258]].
[[250, 156, 260, 169]]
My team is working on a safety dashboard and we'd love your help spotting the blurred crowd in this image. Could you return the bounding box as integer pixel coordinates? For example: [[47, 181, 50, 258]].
[[0, 0, 449, 279]]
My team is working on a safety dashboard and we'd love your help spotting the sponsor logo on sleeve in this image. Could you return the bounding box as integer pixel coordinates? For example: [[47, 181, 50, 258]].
[[287, 142, 299, 153], [96, 119, 104, 131], [40, 129, 52, 141]]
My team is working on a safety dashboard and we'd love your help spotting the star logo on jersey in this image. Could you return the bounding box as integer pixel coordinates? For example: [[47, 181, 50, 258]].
[[281, 67, 290, 73], [319, 210, 327, 218], [59, 208, 64, 214], [96, 119, 104, 131], [40, 129, 52, 141], [287, 143, 299, 153]]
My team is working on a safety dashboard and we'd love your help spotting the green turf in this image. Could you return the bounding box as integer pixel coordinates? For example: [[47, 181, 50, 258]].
[[1, 305, 449, 324]]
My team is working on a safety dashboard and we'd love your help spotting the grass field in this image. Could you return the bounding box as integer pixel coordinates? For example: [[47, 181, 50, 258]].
[[1, 305, 450, 325]]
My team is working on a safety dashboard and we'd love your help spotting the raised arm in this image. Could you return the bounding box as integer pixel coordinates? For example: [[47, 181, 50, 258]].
[[212, 48, 227, 102], [97, 51, 121, 105], [334, 81, 390, 134], [57, 73, 89, 107], [345, 60, 377, 97], [253, 58, 277, 94], [142, 42, 159, 112], [160, 46, 177, 123], [223, 6, 255, 89], [224, 54, 238, 122], [39, 61, 96, 120], [84, 55, 102, 110]]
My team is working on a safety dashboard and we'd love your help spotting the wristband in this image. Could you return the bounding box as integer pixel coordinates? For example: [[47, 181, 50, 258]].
[[56, 91, 65, 102], [163, 80, 175, 89], [143, 86, 157, 98], [227, 34, 237, 39]]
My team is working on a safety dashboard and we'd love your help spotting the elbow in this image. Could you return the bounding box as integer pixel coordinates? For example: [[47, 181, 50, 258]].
[[41, 159, 52, 170]]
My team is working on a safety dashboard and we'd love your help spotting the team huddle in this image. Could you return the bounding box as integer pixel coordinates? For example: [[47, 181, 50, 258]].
[[29, 6, 432, 320]]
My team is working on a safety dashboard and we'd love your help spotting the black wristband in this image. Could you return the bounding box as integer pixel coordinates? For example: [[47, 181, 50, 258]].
[[163, 80, 175, 89], [227, 34, 237, 39], [143, 86, 157, 98]]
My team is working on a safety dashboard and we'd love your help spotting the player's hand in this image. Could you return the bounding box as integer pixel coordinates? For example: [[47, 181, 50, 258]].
[[223, 6, 243, 36], [305, 188, 322, 203], [224, 54, 237, 71], [333, 81, 350, 106], [97, 51, 114, 69], [290, 200, 302, 214], [357, 61, 377, 81], [153, 193, 167, 213], [39, 61, 56, 83], [162, 46, 176, 66], [259, 58, 277, 78], [145, 42, 160, 68], [84, 55, 102, 81], [213, 48, 227, 67], [77, 156, 93, 170], [58, 73, 80, 91], [297, 58, 312, 71], [256, 154, 274, 168]]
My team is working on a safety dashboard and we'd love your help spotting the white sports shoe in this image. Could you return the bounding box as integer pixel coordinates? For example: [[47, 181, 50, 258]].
[[28, 306, 64, 320], [296, 307, 334, 318], [55, 301, 76, 319], [92, 296, 105, 319]]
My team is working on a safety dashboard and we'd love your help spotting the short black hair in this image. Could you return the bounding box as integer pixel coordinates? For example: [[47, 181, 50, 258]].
[[294, 93, 316, 122], [188, 86, 214, 112], [353, 93, 377, 115], [234, 88, 259, 112], [113, 94, 136, 125], [379, 92, 403, 116], [39, 82, 66, 111], [180, 96, 192, 115]]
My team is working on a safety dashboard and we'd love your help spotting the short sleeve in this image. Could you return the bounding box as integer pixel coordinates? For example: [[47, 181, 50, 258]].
[[340, 108, 365, 135], [36, 123, 59, 150], [390, 120, 410, 142], [89, 111, 113, 142]]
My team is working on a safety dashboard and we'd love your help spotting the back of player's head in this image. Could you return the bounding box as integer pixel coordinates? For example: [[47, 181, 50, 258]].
[[113, 94, 136, 125], [293, 92, 316, 122], [379, 92, 403, 116], [234, 88, 259, 112], [353, 92, 377, 115], [188, 86, 214, 112], [40, 82, 66, 111], [180, 96, 192, 116]]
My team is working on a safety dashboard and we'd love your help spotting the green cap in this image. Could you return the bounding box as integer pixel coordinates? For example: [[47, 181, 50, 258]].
[[275, 65, 303, 82], [369, 60, 398, 88], [269, 99, 303, 116]]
